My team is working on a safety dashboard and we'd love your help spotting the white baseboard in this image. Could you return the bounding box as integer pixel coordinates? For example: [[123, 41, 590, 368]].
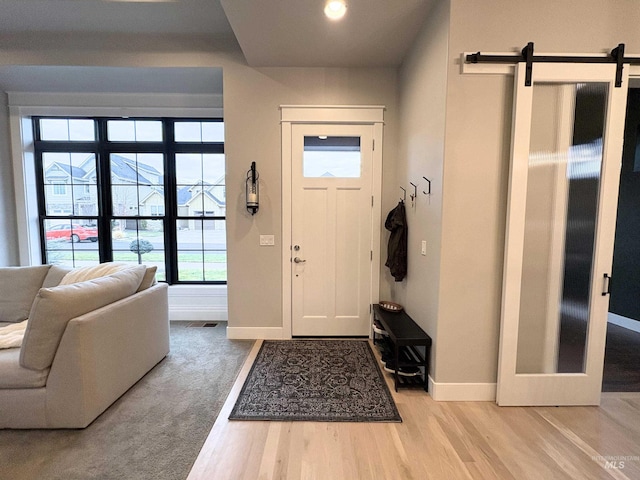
[[608, 312, 640, 334], [428, 376, 496, 401], [168, 284, 227, 322], [169, 306, 228, 321], [226, 327, 285, 340]]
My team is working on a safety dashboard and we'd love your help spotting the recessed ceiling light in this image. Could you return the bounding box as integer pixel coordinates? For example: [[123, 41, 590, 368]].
[[324, 0, 347, 20]]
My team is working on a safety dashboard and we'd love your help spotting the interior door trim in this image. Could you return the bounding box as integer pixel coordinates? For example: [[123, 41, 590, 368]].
[[280, 105, 385, 339]]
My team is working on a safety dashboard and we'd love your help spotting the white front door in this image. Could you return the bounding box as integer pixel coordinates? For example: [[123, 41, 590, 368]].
[[290, 124, 374, 336], [497, 62, 628, 405]]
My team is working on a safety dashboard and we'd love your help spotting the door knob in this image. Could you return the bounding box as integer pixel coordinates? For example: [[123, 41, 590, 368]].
[[293, 257, 306, 263]]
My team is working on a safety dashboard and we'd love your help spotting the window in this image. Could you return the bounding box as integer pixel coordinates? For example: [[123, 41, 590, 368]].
[[175, 152, 226, 281], [34, 117, 226, 284], [107, 120, 163, 142], [52, 182, 67, 196], [303, 136, 361, 178], [150, 205, 165, 216], [40, 118, 95, 142]]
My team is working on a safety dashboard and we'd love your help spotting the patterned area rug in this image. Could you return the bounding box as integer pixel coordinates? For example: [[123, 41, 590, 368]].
[[229, 340, 402, 422]]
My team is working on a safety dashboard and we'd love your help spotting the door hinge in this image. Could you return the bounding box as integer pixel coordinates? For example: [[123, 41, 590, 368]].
[[370, 250, 373, 261], [372, 139, 375, 151], [371, 196, 374, 207], [369, 304, 372, 314]]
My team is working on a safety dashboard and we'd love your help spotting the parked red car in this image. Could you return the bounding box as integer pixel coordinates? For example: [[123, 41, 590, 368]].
[[46, 224, 98, 243]]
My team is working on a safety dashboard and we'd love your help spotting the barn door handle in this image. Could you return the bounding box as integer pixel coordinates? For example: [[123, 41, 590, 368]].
[[602, 273, 612, 296]]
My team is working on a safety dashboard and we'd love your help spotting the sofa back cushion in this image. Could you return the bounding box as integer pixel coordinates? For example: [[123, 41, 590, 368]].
[[137, 266, 158, 292], [59, 262, 157, 292], [58, 262, 132, 285], [41, 265, 73, 288], [0, 265, 51, 323], [20, 265, 146, 371]]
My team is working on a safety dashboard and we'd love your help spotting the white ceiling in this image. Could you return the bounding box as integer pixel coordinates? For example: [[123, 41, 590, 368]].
[[0, 0, 433, 93], [220, 0, 434, 67], [0, 0, 234, 36]]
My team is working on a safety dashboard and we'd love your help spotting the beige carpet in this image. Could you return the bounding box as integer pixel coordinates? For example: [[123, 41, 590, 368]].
[[0, 322, 253, 480]]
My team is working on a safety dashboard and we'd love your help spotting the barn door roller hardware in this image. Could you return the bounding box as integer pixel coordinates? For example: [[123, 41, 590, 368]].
[[466, 42, 637, 87]]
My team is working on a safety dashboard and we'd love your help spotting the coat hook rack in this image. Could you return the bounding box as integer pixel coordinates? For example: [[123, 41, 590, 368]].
[[409, 182, 417, 202], [422, 176, 431, 195], [400, 186, 406, 202]]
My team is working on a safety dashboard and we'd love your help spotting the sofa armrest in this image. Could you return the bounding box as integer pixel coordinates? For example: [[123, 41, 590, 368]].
[[44, 283, 169, 428]]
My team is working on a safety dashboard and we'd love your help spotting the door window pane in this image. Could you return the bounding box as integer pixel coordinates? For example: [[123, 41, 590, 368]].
[[303, 136, 361, 178]]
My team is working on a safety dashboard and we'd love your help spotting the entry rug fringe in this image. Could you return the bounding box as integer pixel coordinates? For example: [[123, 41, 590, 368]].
[[229, 340, 402, 422]]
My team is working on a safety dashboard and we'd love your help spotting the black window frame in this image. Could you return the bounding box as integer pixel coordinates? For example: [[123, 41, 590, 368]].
[[33, 116, 226, 285]]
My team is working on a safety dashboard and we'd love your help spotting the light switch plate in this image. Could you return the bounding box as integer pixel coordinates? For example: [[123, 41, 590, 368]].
[[421, 240, 427, 256], [260, 235, 275, 246]]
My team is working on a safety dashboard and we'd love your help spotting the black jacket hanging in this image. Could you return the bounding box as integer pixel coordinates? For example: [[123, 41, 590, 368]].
[[385, 201, 407, 282]]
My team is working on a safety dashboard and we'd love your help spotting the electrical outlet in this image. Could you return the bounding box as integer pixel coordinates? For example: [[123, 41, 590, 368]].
[[260, 235, 275, 246], [421, 240, 427, 256]]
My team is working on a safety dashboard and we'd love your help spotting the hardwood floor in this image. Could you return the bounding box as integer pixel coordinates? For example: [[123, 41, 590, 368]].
[[603, 322, 640, 392], [188, 340, 640, 480]]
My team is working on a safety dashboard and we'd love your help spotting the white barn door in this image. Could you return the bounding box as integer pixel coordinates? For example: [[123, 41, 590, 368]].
[[497, 63, 628, 406]]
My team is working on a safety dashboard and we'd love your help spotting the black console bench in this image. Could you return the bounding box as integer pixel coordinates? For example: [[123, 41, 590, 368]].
[[372, 304, 432, 392]]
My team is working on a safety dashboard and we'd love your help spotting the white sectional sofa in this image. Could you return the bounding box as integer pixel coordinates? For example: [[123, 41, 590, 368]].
[[0, 263, 169, 429]]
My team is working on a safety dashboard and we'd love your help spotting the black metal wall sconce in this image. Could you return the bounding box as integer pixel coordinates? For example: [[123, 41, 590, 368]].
[[246, 161, 259, 215]]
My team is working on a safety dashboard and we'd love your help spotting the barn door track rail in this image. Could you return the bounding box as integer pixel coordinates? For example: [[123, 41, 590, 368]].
[[465, 42, 640, 87]]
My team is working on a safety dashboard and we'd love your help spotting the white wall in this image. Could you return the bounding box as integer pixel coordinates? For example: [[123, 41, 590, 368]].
[[223, 65, 398, 330], [0, 34, 399, 332], [396, 0, 450, 378], [0, 92, 19, 266], [437, 0, 640, 385]]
